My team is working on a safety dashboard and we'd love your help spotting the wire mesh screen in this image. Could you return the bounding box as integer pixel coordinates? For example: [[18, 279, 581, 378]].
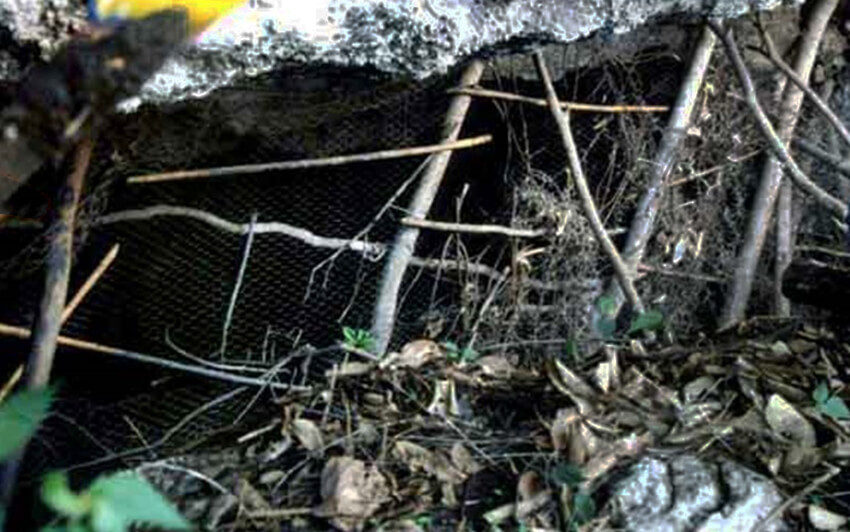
[[3, 24, 839, 479]]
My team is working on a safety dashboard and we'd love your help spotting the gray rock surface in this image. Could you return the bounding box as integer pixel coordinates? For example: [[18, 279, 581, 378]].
[[611, 455, 787, 532], [1, 0, 802, 106]]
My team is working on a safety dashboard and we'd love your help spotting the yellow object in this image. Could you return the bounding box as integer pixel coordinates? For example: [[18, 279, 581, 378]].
[[90, 0, 246, 36]]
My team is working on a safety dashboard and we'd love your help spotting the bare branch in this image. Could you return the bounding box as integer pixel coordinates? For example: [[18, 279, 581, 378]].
[[750, 35, 850, 150], [709, 7, 843, 330], [95, 205, 385, 257], [608, 25, 716, 313], [61, 243, 120, 324], [532, 50, 645, 314], [0, 322, 310, 392], [707, 20, 845, 217], [27, 138, 93, 388], [128, 134, 492, 185], [448, 87, 669, 113], [401, 217, 549, 238], [372, 60, 486, 355]]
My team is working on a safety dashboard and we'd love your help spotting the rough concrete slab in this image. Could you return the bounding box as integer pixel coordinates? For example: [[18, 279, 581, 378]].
[[1, 0, 802, 107]]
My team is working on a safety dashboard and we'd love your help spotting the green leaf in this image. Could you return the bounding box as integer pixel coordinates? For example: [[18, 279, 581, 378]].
[[0, 387, 53, 460], [572, 491, 596, 525], [460, 347, 479, 363], [595, 296, 616, 318], [87, 472, 191, 532], [820, 396, 850, 420], [41, 472, 91, 520], [342, 327, 356, 343], [627, 310, 664, 335], [551, 462, 584, 488], [813, 382, 830, 405], [564, 337, 579, 362], [596, 317, 617, 339]]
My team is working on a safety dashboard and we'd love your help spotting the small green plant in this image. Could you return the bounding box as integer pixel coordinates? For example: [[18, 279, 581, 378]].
[[592, 295, 665, 339], [40, 471, 190, 532], [813, 381, 850, 421], [341, 326, 375, 352], [0, 385, 190, 532], [549, 462, 597, 531], [627, 309, 664, 335], [412, 513, 433, 530], [441, 341, 479, 363], [0, 386, 54, 531]]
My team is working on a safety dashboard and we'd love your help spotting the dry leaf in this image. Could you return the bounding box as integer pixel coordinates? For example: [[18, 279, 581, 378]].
[[550, 408, 580, 453], [426, 379, 462, 417], [380, 339, 442, 370], [476, 354, 515, 378], [392, 440, 465, 485], [682, 376, 715, 403], [380, 520, 426, 532], [549, 408, 594, 464], [290, 418, 324, 452], [809, 505, 847, 530], [238, 478, 272, 512], [547, 359, 595, 415], [764, 394, 816, 447], [450, 442, 483, 476], [314, 456, 389, 532], [517, 471, 545, 501], [325, 361, 373, 378]]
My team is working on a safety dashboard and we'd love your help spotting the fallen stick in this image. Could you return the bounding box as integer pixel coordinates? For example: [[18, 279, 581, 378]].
[[60, 243, 120, 324], [372, 60, 485, 355], [400, 217, 548, 238], [750, 37, 850, 150], [128, 134, 492, 184], [532, 50, 644, 314], [709, 8, 842, 330], [0, 322, 309, 392], [607, 25, 716, 314], [96, 205, 386, 256], [26, 138, 93, 388], [448, 86, 669, 113], [707, 21, 844, 217], [96, 204, 597, 292], [1, 138, 93, 507], [793, 137, 850, 178]]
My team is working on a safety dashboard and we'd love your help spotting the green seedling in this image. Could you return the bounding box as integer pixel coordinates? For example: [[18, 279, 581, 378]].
[[342, 326, 376, 352], [813, 381, 850, 421]]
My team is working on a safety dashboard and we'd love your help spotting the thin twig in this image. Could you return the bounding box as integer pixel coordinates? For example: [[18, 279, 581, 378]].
[[607, 25, 715, 314], [448, 86, 669, 113], [793, 137, 850, 178], [98, 203, 591, 294], [306, 157, 429, 303], [401, 217, 548, 238], [709, 12, 843, 329], [60, 243, 120, 324], [0, 322, 310, 392], [752, 464, 839, 532], [532, 50, 644, 314], [128, 135, 492, 184], [62, 387, 250, 474], [96, 205, 385, 256], [0, 366, 23, 404], [466, 267, 510, 351], [220, 213, 257, 359], [372, 60, 485, 355], [245, 508, 314, 520], [707, 21, 845, 217], [750, 37, 850, 150]]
